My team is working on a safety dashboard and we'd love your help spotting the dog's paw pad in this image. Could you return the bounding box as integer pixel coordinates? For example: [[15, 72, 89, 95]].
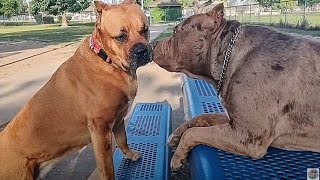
[[125, 151, 141, 161]]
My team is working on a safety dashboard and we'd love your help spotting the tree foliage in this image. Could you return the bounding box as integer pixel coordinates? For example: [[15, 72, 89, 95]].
[[31, 0, 91, 15], [31, 0, 46, 15], [298, 0, 320, 6], [179, 0, 194, 7], [151, 7, 165, 22], [273, 0, 297, 10], [257, 0, 320, 9], [0, 0, 20, 17]]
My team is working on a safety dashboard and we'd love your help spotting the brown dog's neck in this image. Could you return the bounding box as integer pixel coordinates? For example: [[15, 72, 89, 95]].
[[75, 37, 138, 99]]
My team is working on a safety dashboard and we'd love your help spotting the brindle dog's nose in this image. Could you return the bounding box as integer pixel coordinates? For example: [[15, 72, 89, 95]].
[[132, 43, 148, 59]]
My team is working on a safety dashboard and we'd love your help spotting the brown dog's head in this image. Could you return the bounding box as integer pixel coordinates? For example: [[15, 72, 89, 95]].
[[152, 3, 227, 78], [93, 0, 151, 71]]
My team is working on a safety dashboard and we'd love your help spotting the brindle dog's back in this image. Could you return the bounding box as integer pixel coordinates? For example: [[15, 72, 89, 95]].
[[228, 25, 320, 151]]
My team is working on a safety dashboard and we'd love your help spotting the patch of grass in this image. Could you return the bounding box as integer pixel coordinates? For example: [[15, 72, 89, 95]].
[[152, 28, 173, 42], [270, 26, 320, 37], [227, 12, 320, 27], [0, 23, 95, 44], [152, 23, 320, 45]]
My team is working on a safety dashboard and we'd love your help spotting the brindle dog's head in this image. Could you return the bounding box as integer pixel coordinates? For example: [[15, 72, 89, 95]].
[[94, 0, 151, 71], [152, 4, 225, 77]]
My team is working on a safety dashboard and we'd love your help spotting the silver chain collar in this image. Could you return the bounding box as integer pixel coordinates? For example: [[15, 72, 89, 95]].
[[216, 25, 242, 97]]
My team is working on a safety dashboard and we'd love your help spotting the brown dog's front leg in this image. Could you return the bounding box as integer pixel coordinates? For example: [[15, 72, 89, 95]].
[[88, 120, 114, 180], [168, 113, 229, 147], [113, 120, 140, 161]]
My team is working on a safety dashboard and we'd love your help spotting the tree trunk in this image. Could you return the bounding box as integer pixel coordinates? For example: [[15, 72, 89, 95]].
[[194, 0, 214, 14], [61, 11, 68, 27]]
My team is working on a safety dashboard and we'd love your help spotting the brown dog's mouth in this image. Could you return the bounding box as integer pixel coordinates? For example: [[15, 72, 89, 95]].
[[120, 61, 130, 71]]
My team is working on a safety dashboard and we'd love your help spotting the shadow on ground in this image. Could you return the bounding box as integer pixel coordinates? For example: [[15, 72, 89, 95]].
[[0, 23, 94, 53], [0, 77, 49, 124]]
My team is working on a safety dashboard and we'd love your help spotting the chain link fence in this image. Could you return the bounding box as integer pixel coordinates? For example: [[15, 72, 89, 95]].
[[201, 2, 320, 29]]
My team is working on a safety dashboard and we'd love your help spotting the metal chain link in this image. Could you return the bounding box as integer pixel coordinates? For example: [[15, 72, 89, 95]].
[[216, 25, 243, 97]]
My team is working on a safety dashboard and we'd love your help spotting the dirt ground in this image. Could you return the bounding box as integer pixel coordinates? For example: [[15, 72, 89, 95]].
[[0, 24, 191, 179]]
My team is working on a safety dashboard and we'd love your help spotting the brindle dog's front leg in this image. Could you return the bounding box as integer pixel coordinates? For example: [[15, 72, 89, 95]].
[[171, 114, 272, 171], [88, 119, 114, 180], [113, 119, 140, 161], [168, 113, 228, 147]]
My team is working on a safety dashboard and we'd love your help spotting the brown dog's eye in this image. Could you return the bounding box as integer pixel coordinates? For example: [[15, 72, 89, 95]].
[[116, 34, 127, 43], [140, 28, 149, 37]]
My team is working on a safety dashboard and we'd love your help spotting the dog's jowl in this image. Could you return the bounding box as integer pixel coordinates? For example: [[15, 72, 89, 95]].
[[0, 1, 151, 179]]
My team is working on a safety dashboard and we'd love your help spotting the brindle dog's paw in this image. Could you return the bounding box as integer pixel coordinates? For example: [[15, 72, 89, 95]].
[[168, 133, 181, 147], [125, 150, 141, 161]]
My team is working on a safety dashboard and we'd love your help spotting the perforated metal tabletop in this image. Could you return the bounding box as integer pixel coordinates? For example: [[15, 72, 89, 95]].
[[181, 74, 320, 180], [113, 103, 171, 180]]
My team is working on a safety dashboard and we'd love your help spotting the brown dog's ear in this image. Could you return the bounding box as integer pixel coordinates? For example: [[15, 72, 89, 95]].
[[94, 1, 108, 29], [208, 3, 224, 24], [94, 1, 108, 16]]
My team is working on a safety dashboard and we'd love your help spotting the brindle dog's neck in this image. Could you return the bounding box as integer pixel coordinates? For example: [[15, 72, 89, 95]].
[[214, 21, 273, 100], [208, 20, 242, 83]]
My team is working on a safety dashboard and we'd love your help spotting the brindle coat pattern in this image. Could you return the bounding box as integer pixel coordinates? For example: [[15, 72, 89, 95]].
[[0, 1, 151, 179], [153, 3, 320, 170]]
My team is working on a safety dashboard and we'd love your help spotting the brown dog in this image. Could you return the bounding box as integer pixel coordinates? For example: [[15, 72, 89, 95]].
[[0, 1, 151, 179], [152, 3, 320, 170]]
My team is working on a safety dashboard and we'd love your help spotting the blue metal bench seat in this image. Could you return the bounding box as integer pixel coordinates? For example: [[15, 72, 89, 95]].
[[113, 103, 172, 180], [181, 74, 320, 180]]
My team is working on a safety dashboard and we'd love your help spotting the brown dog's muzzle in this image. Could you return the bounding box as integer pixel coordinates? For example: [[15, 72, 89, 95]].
[[129, 43, 152, 69]]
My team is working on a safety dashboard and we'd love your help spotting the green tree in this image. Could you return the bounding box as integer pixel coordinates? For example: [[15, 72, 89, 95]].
[[0, 1, 3, 15], [256, 0, 273, 8], [19, 0, 29, 14], [142, 0, 155, 8], [31, 0, 91, 26], [31, 0, 46, 15], [0, 0, 20, 18], [298, 0, 320, 6], [179, 0, 194, 7], [151, 7, 165, 22]]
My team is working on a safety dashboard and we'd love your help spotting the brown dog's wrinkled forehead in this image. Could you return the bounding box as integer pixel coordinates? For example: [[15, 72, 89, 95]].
[[100, 4, 148, 36]]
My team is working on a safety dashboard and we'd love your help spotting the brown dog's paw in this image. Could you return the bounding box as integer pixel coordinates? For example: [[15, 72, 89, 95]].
[[170, 154, 187, 171], [125, 150, 141, 161], [168, 133, 181, 147]]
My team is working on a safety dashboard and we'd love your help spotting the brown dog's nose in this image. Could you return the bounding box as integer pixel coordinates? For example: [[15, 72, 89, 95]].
[[132, 43, 148, 58], [130, 43, 151, 69]]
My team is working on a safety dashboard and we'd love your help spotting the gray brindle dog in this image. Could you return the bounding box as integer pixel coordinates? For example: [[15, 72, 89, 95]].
[[152, 3, 320, 170]]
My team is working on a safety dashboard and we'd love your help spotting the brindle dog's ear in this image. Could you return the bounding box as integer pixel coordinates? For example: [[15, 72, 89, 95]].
[[208, 3, 224, 24], [94, 1, 108, 29]]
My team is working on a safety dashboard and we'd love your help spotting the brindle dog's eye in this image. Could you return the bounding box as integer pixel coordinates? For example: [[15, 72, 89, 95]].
[[173, 26, 179, 34], [116, 34, 127, 43]]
